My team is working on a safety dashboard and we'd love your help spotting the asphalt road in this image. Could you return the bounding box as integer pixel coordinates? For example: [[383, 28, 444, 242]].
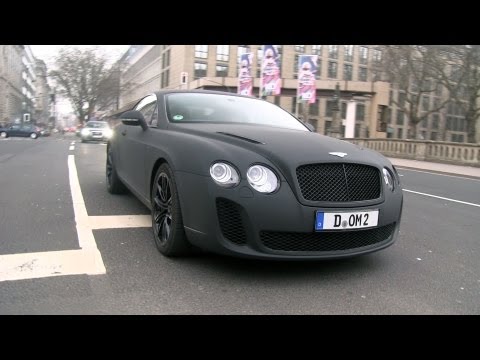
[[0, 133, 479, 314]]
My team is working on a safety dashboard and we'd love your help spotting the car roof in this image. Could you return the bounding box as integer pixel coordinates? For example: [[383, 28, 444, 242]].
[[152, 89, 255, 100]]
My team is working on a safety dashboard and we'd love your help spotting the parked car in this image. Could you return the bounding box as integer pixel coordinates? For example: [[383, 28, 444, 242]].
[[80, 121, 112, 142], [106, 90, 403, 260], [0, 124, 41, 139]]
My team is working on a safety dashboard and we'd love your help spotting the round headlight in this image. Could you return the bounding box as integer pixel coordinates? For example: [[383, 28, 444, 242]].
[[210, 162, 239, 187], [104, 129, 113, 138], [383, 168, 395, 192], [81, 128, 89, 136], [247, 165, 279, 193]]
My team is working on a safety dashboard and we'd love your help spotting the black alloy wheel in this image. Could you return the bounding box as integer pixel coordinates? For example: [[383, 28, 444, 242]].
[[151, 164, 191, 256]]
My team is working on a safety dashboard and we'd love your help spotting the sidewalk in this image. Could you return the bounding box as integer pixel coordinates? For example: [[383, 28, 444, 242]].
[[388, 158, 480, 179]]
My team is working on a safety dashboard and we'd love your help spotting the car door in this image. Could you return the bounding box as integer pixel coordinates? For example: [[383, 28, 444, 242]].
[[117, 94, 157, 199], [9, 125, 22, 137]]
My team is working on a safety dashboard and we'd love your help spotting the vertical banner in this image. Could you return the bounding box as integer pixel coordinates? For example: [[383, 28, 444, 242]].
[[238, 53, 253, 96], [297, 55, 317, 104], [261, 45, 282, 96]]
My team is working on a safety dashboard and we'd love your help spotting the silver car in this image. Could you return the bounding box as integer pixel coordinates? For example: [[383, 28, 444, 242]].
[[80, 121, 113, 143]]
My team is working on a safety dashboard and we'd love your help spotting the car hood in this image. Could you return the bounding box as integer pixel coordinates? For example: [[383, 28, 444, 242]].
[[171, 123, 389, 174]]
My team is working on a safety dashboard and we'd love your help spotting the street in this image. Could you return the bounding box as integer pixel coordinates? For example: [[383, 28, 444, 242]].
[[0, 133, 479, 314]]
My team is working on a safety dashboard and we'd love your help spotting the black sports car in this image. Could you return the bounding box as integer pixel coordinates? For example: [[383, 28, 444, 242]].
[[107, 90, 403, 260]]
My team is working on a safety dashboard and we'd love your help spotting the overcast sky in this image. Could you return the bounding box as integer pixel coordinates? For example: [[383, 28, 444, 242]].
[[29, 45, 130, 115]]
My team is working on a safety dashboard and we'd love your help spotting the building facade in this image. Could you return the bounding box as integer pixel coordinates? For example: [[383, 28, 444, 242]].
[[34, 59, 51, 126], [117, 45, 473, 142], [0, 45, 24, 126]]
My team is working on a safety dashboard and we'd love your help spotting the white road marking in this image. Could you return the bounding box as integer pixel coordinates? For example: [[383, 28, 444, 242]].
[[0, 249, 104, 282], [397, 167, 480, 182], [69, 146, 75, 151], [404, 189, 480, 208], [90, 215, 151, 230]]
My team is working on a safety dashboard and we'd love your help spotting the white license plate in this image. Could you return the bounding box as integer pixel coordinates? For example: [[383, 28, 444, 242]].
[[315, 210, 379, 231]]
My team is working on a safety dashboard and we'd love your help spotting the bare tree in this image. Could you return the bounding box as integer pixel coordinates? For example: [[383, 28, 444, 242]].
[[49, 47, 116, 125], [431, 45, 480, 143], [378, 45, 452, 140]]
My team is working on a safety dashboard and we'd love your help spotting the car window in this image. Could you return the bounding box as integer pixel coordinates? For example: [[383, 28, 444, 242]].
[[150, 104, 158, 127], [166, 93, 309, 131], [86, 122, 108, 128]]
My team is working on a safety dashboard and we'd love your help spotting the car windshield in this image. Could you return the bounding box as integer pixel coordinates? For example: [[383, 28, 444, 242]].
[[85, 122, 108, 128], [166, 93, 309, 131]]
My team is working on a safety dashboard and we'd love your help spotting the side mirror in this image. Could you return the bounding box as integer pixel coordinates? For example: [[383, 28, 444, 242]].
[[120, 110, 148, 131]]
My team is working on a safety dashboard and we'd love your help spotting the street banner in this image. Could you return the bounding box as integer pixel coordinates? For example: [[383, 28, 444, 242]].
[[238, 53, 253, 96], [297, 55, 317, 104], [261, 45, 281, 96]]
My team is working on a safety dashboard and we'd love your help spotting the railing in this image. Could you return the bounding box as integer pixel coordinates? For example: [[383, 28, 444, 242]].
[[343, 138, 480, 167]]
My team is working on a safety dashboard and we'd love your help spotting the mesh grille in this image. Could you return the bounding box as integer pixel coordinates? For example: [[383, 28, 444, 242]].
[[216, 198, 247, 245], [260, 223, 396, 252], [296, 163, 381, 202]]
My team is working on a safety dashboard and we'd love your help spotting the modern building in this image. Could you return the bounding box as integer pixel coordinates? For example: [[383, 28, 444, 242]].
[[0, 45, 24, 126], [116, 45, 473, 142]]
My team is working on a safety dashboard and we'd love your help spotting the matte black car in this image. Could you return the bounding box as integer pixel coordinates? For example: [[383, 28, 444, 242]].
[[0, 124, 41, 139], [107, 90, 403, 260]]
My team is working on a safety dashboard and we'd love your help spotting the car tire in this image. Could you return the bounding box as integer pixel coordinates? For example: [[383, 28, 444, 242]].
[[0, 132, 7, 138], [30, 133, 38, 139], [151, 163, 192, 257], [106, 145, 127, 194]]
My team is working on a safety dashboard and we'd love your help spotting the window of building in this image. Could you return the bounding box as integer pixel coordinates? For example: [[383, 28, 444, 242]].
[[310, 101, 319, 115], [316, 59, 322, 80], [422, 95, 430, 111], [398, 92, 405, 108], [291, 96, 297, 113], [161, 69, 170, 88], [294, 54, 299, 79], [328, 61, 337, 78], [216, 45, 229, 62], [295, 45, 305, 53], [324, 120, 331, 134], [274, 96, 281, 106], [397, 128, 403, 139], [430, 132, 437, 141], [432, 114, 439, 129], [396, 110, 404, 125], [344, 45, 354, 62], [343, 64, 353, 81], [358, 67, 367, 81], [195, 45, 208, 59], [328, 45, 338, 59], [312, 45, 322, 55], [356, 103, 365, 121], [162, 49, 170, 69], [372, 49, 382, 63], [435, 83, 443, 97], [325, 100, 335, 117], [216, 65, 228, 77], [194, 62, 207, 78], [359, 46, 368, 65]]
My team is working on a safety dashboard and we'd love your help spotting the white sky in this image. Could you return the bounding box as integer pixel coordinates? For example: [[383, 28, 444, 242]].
[[30, 45, 130, 114]]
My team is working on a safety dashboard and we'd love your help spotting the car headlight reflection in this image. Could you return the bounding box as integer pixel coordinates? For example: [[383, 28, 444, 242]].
[[81, 128, 90, 136], [210, 162, 239, 187], [104, 129, 113, 138], [383, 168, 395, 192], [247, 165, 279, 193]]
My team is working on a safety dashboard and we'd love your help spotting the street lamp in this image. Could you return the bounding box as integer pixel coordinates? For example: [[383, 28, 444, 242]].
[[328, 82, 342, 138]]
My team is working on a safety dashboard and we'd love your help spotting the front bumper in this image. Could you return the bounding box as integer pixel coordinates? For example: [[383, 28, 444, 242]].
[[176, 171, 403, 260]]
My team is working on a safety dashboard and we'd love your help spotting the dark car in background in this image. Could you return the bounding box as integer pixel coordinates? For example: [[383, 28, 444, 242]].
[[0, 124, 41, 139], [106, 90, 403, 260], [80, 121, 112, 143]]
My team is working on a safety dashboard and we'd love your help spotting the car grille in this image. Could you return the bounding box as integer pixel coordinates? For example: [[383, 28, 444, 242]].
[[216, 198, 247, 245], [259, 223, 395, 252], [296, 163, 381, 202], [92, 131, 102, 136]]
